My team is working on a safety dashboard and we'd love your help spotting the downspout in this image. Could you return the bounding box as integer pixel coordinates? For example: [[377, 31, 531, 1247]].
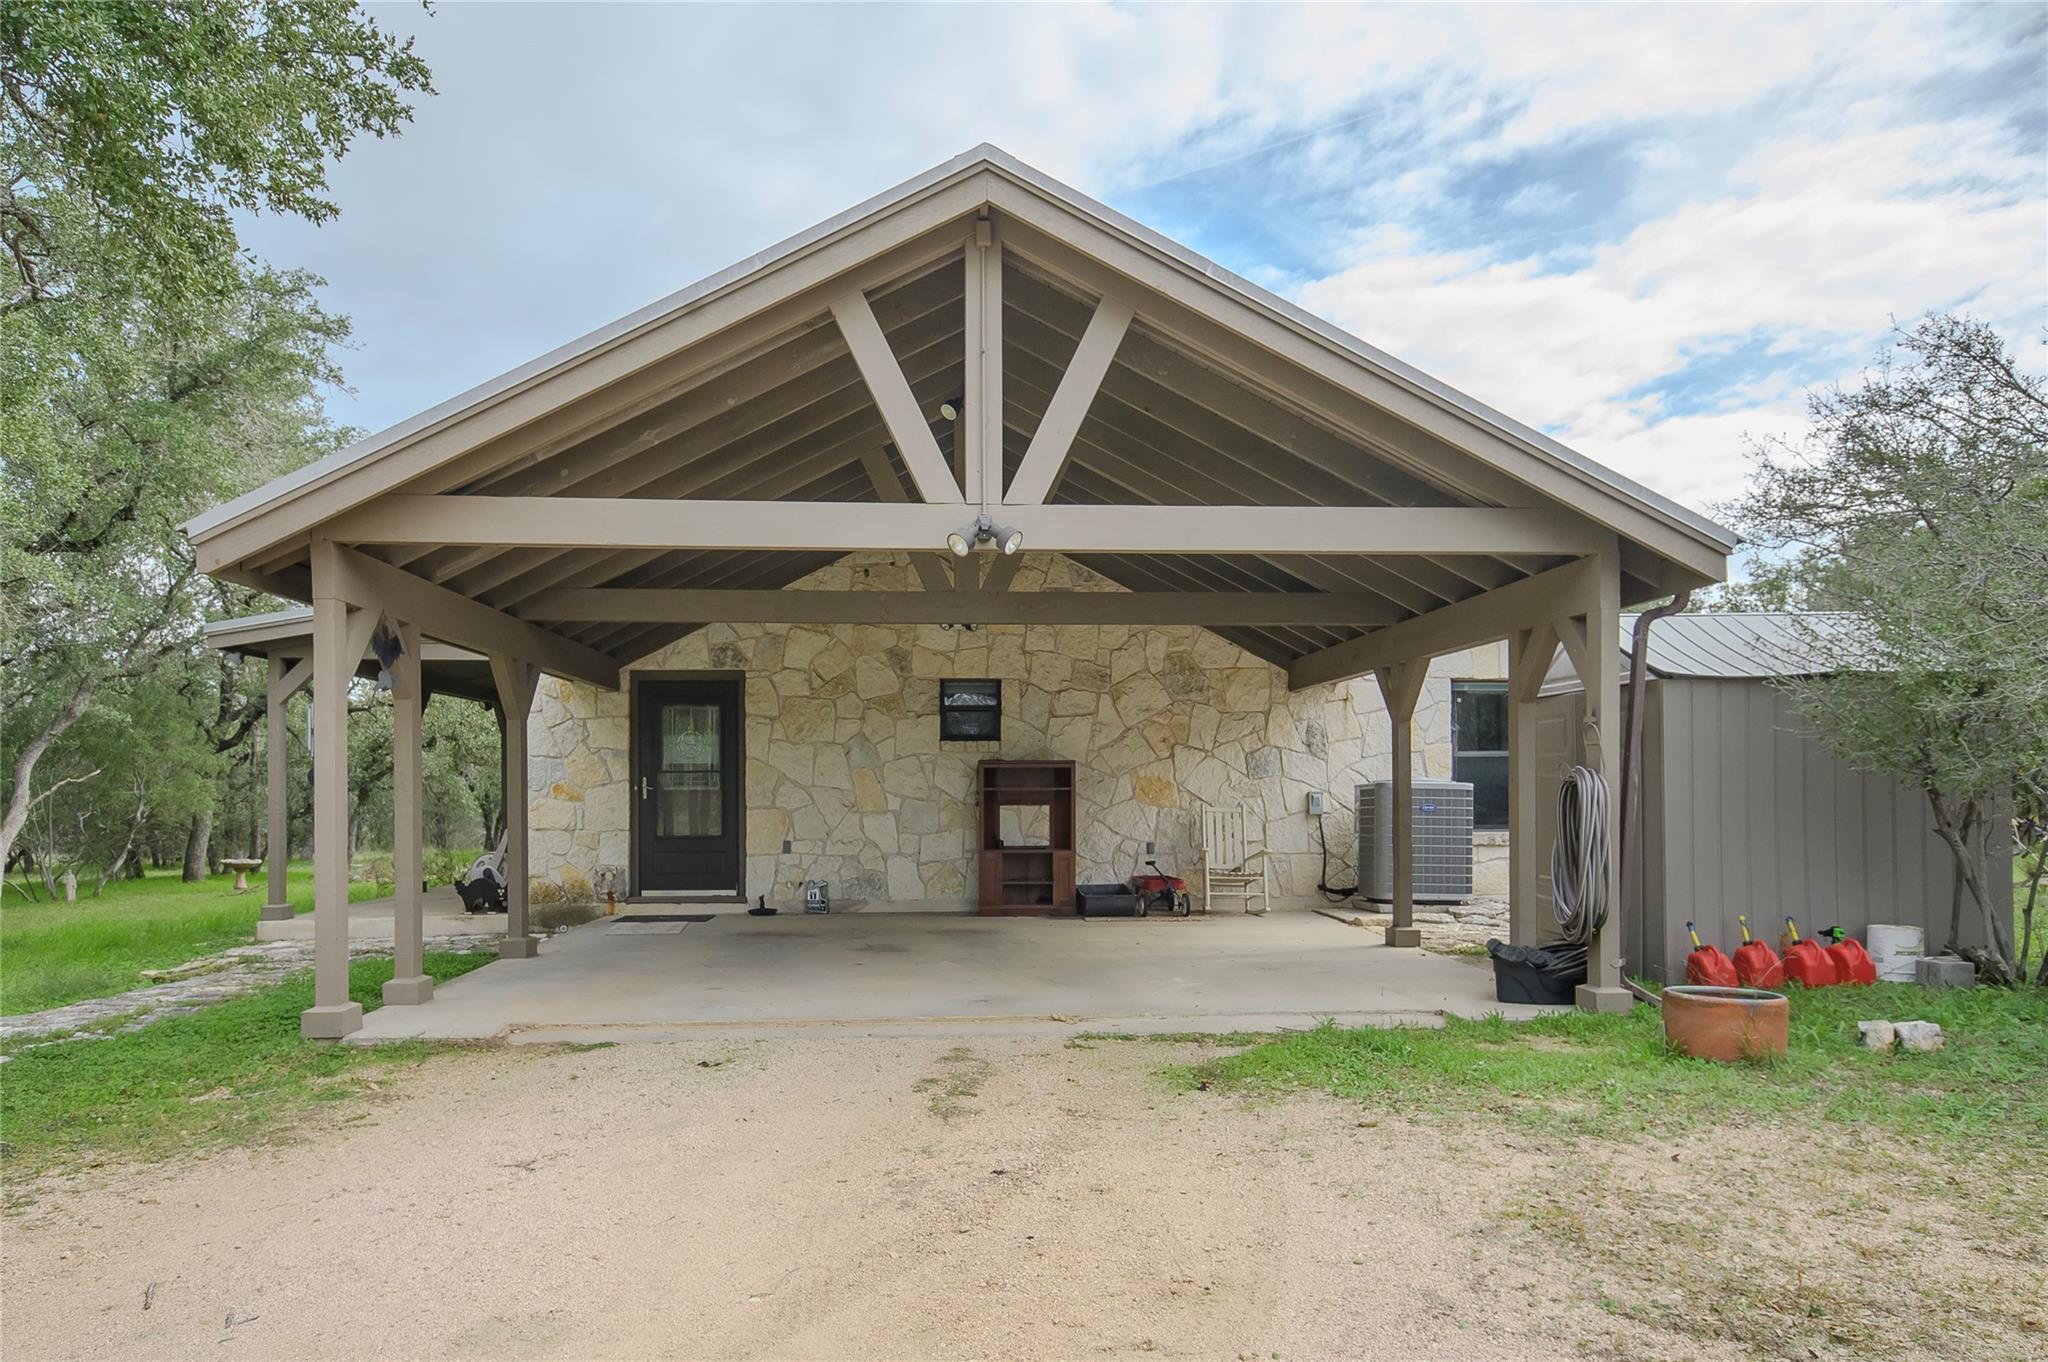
[[1618, 590, 1690, 998]]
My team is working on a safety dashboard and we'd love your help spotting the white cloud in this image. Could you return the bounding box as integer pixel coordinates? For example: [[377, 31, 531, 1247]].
[[243, 3, 2042, 526], [1296, 111, 2045, 510]]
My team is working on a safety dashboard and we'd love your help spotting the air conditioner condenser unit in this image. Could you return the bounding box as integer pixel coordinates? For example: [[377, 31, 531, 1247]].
[[1357, 779, 1474, 904]]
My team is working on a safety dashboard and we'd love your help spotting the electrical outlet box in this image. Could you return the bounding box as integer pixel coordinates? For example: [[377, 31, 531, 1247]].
[[1306, 791, 1326, 816], [1144, 840, 1155, 855]]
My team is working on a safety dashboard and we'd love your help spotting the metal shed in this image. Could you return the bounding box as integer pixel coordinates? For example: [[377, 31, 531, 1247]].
[[1533, 612, 2009, 983]]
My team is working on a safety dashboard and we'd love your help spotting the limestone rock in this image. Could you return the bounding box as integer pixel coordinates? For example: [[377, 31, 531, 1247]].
[[1893, 1020, 1944, 1052]]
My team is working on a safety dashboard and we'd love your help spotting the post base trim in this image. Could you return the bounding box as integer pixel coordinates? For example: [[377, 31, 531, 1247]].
[[1575, 984, 1634, 1015], [300, 1002, 365, 1039], [499, 935, 541, 960], [1384, 926, 1422, 948], [257, 902, 295, 922], [382, 975, 434, 1006]]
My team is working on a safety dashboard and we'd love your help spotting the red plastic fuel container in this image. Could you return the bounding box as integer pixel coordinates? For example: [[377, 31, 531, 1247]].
[[1822, 929, 1878, 986], [1684, 921, 1739, 987], [1732, 915, 1784, 988], [1780, 917, 1838, 988]]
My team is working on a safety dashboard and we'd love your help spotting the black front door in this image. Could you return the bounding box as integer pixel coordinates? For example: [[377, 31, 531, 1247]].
[[635, 679, 742, 893]]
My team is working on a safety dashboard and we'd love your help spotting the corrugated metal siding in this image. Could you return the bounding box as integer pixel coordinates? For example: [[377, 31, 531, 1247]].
[[1535, 676, 2003, 983], [1640, 679, 1986, 982]]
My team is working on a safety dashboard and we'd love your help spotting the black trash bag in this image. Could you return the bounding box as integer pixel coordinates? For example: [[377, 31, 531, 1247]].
[[1486, 938, 1588, 1005]]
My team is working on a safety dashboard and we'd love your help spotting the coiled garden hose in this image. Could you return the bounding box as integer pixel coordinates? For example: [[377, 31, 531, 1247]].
[[1551, 764, 1611, 947]]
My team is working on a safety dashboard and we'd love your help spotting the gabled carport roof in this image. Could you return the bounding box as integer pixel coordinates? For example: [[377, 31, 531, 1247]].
[[184, 145, 1733, 686]]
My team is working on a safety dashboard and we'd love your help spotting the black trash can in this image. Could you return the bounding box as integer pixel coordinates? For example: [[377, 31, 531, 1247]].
[[1486, 940, 1587, 1005]]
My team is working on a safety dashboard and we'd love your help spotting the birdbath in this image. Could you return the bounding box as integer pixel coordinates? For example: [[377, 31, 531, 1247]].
[[221, 858, 263, 893]]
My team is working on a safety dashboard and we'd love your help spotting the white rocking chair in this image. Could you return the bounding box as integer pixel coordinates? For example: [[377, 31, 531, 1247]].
[[1200, 805, 1270, 915]]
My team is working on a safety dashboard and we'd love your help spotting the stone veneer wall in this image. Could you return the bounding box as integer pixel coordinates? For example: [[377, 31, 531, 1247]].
[[527, 553, 1507, 908]]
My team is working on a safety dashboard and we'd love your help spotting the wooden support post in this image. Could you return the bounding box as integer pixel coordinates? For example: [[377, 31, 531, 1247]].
[[261, 656, 295, 922], [1573, 550, 1629, 1013], [1375, 660, 1428, 948], [384, 620, 432, 1005], [302, 543, 378, 1039], [1506, 623, 1554, 947], [972, 217, 1003, 512], [492, 655, 541, 960]]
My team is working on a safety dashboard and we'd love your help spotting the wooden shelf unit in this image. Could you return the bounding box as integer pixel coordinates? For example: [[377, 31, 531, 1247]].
[[976, 759, 1076, 914]]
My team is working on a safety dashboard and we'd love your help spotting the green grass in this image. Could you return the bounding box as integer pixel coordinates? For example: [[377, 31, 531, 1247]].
[[0, 862, 391, 1016], [0, 950, 492, 1179], [1178, 982, 2048, 1148]]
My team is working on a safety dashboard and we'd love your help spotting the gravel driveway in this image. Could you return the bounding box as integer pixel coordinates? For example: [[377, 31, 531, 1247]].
[[3, 1033, 1725, 1361]]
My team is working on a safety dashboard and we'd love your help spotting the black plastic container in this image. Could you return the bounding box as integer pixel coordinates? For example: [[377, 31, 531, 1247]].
[[1076, 883, 1140, 917], [1486, 939, 1587, 1005]]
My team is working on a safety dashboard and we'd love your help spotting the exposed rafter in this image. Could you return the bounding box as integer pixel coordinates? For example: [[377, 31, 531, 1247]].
[[1286, 555, 1600, 691], [1004, 289, 1134, 505], [828, 284, 963, 504]]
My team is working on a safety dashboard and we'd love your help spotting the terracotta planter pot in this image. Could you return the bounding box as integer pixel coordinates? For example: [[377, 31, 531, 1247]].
[[1661, 985, 1789, 1062]]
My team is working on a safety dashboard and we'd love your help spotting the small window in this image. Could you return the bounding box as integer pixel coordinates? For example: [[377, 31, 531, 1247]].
[[1451, 681, 1508, 830], [939, 679, 1002, 743]]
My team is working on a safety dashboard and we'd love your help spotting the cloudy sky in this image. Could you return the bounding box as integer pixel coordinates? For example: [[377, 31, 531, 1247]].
[[239, 2, 2046, 525]]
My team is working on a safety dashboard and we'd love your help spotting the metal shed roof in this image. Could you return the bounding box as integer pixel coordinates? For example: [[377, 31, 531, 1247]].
[[1541, 612, 1865, 693]]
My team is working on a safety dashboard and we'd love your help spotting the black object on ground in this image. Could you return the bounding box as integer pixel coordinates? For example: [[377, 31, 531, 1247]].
[[748, 895, 777, 916], [1486, 939, 1587, 1005], [454, 876, 506, 915], [1077, 883, 1140, 917]]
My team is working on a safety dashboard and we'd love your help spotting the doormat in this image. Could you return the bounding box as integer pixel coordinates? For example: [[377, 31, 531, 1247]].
[[608, 914, 716, 936]]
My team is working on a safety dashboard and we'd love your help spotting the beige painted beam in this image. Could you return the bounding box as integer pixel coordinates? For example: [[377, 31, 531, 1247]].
[[970, 218, 1003, 510], [857, 447, 954, 593], [1376, 661, 1428, 949], [384, 619, 432, 1006], [492, 655, 541, 961], [980, 551, 1024, 593], [1506, 621, 1556, 949], [1286, 557, 1597, 691], [321, 542, 618, 690], [1004, 289, 1134, 505], [519, 587, 1401, 626], [828, 285, 962, 505], [332, 496, 1604, 559], [260, 657, 297, 922], [1568, 550, 1627, 1013], [302, 542, 379, 1040]]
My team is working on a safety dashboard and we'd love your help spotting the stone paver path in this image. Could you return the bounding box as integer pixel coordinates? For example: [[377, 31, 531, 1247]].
[[0, 935, 502, 1045], [1316, 893, 1509, 952]]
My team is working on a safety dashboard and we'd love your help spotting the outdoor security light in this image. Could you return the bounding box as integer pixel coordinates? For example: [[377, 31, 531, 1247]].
[[938, 398, 962, 422], [945, 514, 1023, 557]]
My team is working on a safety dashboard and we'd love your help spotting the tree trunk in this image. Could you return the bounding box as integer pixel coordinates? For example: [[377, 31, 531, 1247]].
[[182, 808, 214, 883], [0, 675, 97, 871]]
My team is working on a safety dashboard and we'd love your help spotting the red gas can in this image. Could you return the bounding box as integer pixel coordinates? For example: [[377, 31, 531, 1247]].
[[1732, 915, 1784, 989], [1684, 922, 1739, 988], [1822, 929, 1878, 986], [1781, 917, 1838, 988]]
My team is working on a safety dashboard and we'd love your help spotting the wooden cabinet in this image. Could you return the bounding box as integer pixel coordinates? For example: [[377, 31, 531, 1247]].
[[976, 759, 1076, 914]]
